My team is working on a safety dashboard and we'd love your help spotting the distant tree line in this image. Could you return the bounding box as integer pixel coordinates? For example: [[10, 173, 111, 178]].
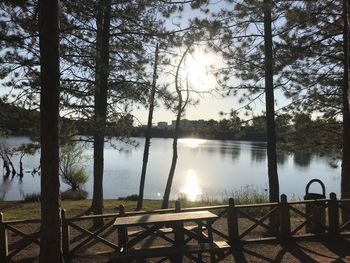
[[1, 100, 338, 155]]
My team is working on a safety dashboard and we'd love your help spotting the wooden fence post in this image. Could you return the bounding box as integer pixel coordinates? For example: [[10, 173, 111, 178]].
[[118, 205, 126, 251], [279, 194, 291, 241], [61, 209, 70, 259], [227, 198, 239, 245], [119, 205, 125, 217], [0, 212, 8, 262], [175, 200, 181, 213], [173, 200, 184, 262], [328, 192, 339, 235]]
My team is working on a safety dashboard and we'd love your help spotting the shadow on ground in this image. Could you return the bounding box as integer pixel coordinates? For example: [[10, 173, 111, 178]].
[[9, 236, 350, 262], [223, 237, 350, 263]]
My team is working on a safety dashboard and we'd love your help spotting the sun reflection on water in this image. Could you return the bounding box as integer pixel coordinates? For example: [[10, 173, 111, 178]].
[[180, 169, 202, 201], [178, 138, 206, 148]]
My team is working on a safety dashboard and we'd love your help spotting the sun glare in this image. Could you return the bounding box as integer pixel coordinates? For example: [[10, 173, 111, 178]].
[[179, 138, 206, 148], [181, 49, 217, 91], [180, 169, 202, 201]]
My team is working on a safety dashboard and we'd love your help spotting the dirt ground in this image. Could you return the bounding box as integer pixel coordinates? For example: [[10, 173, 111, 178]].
[[6, 216, 350, 263], [9, 237, 350, 262]]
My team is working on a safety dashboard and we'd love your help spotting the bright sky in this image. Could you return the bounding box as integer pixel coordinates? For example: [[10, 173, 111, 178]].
[[0, 0, 289, 126], [132, 1, 291, 125], [132, 1, 234, 125], [132, 46, 247, 125], [133, 94, 241, 125]]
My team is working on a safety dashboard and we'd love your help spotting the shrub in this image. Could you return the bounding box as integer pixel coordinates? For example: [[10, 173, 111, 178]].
[[118, 194, 139, 201], [61, 189, 88, 200], [23, 192, 41, 202]]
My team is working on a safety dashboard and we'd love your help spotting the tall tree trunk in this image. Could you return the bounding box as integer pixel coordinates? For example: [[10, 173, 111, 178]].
[[38, 0, 62, 262], [341, 0, 350, 223], [162, 46, 190, 209], [137, 43, 159, 211], [264, 0, 279, 226], [91, 0, 111, 219], [161, 109, 181, 209]]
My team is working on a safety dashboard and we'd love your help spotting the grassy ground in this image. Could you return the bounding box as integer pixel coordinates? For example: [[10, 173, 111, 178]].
[[0, 185, 269, 220], [0, 198, 229, 220], [0, 199, 168, 220]]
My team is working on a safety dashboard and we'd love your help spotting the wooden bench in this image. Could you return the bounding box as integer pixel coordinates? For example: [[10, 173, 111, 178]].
[[109, 241, 230, 262]]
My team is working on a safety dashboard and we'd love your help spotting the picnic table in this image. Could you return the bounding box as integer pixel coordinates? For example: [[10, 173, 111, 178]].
[[113, 210, 229, 262]]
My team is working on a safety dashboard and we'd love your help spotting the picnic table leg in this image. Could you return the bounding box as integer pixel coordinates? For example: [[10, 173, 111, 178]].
[[172, 222, 184, 263], [118, 226, 128, 252], [207, 221, 216, 263], [197, 222, 204, 262]]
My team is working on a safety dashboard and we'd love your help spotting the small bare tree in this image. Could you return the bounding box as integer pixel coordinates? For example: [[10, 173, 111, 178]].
[[162, 45, 192, 209], [60, 143, 88, 191], [0, 141, 16, 176], [136, 43, 160, 210]]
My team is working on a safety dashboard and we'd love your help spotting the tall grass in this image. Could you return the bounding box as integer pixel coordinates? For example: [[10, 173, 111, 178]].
[[227, 184, 269, 205], [177, 185, 269, 207], [178, 185, 270, 217]]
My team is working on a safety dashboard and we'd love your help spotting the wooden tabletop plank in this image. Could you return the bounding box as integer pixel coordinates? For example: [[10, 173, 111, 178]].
[[114, 211, 217, 227]]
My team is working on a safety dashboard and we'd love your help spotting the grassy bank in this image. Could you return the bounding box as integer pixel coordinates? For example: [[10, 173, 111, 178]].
[[0, 199, 168, 220], [0, 198, 228, 220], [0, 185, 269, 220]]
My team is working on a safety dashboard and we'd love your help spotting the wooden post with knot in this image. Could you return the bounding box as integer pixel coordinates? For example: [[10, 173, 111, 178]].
[[61, 209, 70, 259], [175, 200, 181, 213], [279, 194, 291, 241], [117, 205, 127, 251], [328, 192, 339, 235], [227, 198, 239, 245]]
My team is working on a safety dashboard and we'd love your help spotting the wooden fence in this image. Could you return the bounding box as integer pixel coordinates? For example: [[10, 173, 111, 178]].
[[1, 192, 350, 262]]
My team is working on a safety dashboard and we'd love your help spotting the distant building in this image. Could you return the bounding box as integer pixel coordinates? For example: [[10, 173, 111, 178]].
[[171, 119, 196, 130], [157, 121, 168, 129]]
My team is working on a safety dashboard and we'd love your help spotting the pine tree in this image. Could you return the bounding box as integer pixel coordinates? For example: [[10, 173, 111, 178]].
[[212, 0, 288, 206], [38, 0, 62, 261], [58, 0, 168, 215]]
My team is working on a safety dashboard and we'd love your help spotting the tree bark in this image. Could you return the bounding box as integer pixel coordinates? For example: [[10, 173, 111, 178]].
[[264, 0, 279, 226], [137, 43, 159, 210], [91, 0, 111, 219], [341, 0, 350, 223], [161, 109, 181, 209], [38, 0, 62, 262]]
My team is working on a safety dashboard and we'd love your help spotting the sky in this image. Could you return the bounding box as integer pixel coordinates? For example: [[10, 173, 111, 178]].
[[131, 45, 247, 125], [132, 1, 286, 125], [133, 1, 240, 125], [133, 93, 240, 125], [129, 0, 291, 126], [0, 0, 290, 126]]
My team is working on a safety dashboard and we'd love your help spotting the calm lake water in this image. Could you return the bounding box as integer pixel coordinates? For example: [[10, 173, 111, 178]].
[[0, 136, 341, 201]]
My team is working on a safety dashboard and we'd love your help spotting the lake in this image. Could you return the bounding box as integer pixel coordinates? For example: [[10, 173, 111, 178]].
[[0, 136, 341, 201]]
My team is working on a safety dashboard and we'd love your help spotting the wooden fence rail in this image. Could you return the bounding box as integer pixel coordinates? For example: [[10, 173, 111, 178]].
[[1, 192, 350, 262]]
